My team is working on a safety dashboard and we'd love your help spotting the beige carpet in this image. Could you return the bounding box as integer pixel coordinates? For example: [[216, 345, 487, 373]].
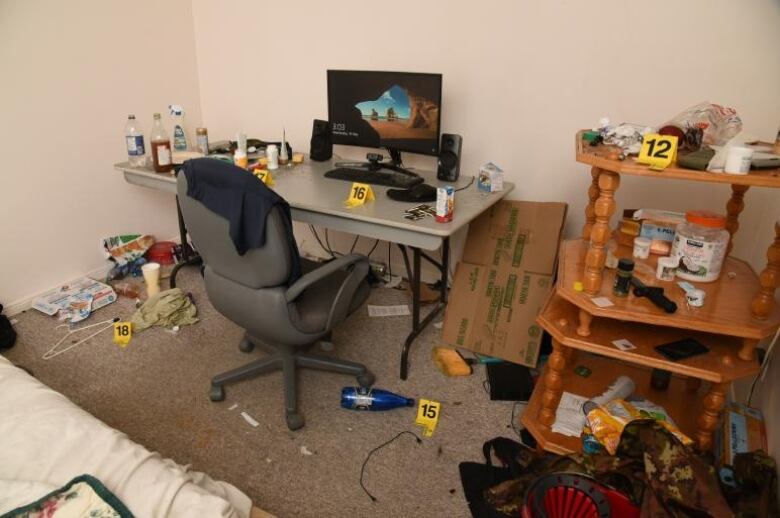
[[3, 268, 523, 517]]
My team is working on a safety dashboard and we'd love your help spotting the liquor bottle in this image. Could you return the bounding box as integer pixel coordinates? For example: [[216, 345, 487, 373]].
[[340, 387, 414, 411], [124, 115, 145, 167], [150, 113, 173, 173]]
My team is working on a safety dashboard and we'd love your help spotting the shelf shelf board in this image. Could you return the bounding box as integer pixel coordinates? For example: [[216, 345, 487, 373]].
[[521, 352, 704, 455], [539, 293, 760, 383], [575, 131, 780, 188], [557, 239, 780, 340]]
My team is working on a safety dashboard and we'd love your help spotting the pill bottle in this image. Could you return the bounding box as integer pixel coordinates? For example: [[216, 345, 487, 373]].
[[670, 211, 729, 283], [612, 258, 634, 297]]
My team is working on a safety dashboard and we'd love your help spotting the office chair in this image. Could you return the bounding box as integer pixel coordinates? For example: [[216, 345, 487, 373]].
[[177, 173, 374, 430]]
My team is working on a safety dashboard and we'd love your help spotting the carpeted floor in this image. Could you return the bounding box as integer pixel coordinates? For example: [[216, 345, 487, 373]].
[[3, 268, 524, 518]]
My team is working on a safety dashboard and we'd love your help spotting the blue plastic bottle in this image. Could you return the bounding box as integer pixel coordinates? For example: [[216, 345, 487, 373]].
[[340, 387, 414, 411]]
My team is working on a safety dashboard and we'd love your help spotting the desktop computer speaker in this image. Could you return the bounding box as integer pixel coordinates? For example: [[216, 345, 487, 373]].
[[310, 119, 332, 161], [437, 133, 462, 182]]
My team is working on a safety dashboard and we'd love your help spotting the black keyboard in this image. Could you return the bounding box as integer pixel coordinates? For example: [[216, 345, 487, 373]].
[[324, 167, 424, 189]]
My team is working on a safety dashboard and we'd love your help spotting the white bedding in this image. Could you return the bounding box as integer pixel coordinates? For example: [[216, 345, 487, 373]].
[[0, 355, 252, 517]]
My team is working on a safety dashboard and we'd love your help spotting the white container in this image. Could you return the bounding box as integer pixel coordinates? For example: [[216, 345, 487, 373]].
[[671, 211, 730, 283], [685, 289, 705, 307], [267, 144, 279, 170], [124, 115, 145, 167], [724, 146, 753, 175], [632, 237, 651, 259], [141, 262, 161, 298], [656, 256, 677, 281]]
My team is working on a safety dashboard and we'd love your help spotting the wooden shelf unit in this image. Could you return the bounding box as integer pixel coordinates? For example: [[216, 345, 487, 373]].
[[521, 131, 780, 455]]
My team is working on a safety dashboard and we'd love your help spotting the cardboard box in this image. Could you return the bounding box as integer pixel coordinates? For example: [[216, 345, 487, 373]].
[[442, 200, 567, 367], [717, 402, 767, 466], [32, 277, 117, 317]]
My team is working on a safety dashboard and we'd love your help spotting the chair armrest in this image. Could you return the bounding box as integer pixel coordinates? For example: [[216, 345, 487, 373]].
[[285, 254, 367, 302]]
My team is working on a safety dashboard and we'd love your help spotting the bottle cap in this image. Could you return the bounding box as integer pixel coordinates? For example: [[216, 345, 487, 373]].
[[573, 281, 584, 292], [617, 258, 635, 272], [685, 210, 726, 229], [128, 114, 135, 119], [153, 113, 161, 119]]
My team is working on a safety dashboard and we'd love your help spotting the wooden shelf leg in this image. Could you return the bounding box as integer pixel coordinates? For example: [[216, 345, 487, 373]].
[[739, 338, 759, 362], [539, 339, 568, 428], [751, 221, 780, 320], [725, 184, 749, 256], [576, 308, 593, 337], [581, 167, 601, 240], [583, 171, 620, 295], [696, 382, 727, 451]]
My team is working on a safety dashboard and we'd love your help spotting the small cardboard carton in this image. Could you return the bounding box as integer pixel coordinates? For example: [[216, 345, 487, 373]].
[[442, 200, 567, 367]]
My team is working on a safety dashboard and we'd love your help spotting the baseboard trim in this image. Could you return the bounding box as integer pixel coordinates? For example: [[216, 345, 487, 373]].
[[4, 235, 182, 317]]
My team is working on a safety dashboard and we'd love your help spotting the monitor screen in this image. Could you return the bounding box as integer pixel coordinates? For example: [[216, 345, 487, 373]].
[[327, 70, 442, 156]]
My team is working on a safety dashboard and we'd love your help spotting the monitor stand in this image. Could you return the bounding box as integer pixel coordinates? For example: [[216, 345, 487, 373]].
[[334, 148, 420, 179]]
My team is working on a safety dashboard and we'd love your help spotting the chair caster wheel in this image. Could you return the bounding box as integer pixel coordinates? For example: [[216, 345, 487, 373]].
[[286, 412, 305, 431], [357, 371, 375, 388], [209, 385, 225, 402], [239, 338, 255, 353]]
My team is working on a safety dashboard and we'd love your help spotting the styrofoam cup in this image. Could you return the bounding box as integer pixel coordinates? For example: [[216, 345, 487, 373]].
[[141, 262, 161, 297], [724, 146, 753, 175]]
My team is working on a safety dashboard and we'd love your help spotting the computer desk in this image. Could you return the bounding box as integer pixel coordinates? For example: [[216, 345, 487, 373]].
[[114, 158, 514, 379]]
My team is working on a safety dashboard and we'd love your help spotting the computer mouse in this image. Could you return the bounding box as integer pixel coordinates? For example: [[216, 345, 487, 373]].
[[387, 183, 437, 202]]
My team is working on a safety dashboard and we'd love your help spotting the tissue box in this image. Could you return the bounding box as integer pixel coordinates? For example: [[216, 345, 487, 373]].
[[478, 162, 504, 193]]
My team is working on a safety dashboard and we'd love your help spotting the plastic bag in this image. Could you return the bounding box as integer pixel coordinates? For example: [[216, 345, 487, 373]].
[[660, 102, 742, 147]]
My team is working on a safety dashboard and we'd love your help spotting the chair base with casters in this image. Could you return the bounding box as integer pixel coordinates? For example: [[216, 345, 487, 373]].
[[210, 333, 375, 431]]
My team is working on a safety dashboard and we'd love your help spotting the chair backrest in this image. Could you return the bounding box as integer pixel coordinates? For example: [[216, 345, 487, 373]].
[[177, 173, 292, 289]]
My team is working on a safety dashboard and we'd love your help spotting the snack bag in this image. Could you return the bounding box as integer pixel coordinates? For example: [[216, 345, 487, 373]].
[[586, 399, 692, 455], [660, 102, 742, 147]]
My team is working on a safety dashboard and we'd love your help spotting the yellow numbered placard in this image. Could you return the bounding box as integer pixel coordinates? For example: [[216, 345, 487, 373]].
[[415, 399, 441, 437], [253, 169, 275, 187], [113, 321, 132, 348], [637, 133, 678, 170], [344, 182, 375, 208]]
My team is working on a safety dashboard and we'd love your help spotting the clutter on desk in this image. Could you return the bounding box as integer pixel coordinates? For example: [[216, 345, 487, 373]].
[[124, 115, 146, 167], [195, 127, 209, 154], [340, 386, 414, 411], [612, 258, 634, 297], [630, 276, 677, 313], [279, 128, 289, 166], [130, 287, 197, 332], [168, 104, 188, 151], [234, 132, 248, 168], [32, 277, 117, 323], [442, 200, 567, 367], [434, 185, 454, 222], [476, 162, 503, 193]]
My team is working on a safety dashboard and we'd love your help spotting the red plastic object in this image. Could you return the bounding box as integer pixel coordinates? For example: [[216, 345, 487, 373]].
[[522, 472, 639, 518], [147, 241, 176, 265]]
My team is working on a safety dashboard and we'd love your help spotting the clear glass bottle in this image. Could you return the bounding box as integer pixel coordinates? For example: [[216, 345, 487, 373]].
[[670, 211, 730, 282], [124, 115, 145, 167], [150, 113, 173, 173]]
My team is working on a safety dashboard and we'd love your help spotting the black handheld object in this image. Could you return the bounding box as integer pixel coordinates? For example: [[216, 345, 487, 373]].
[[655, 338, 709, 361], [309, 119, 332, 161], [630, 277, 677, 313], [437, 133, 462, 182]]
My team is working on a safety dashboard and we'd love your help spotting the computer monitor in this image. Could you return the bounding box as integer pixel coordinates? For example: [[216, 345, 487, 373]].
[[327, 70, 442, 163]]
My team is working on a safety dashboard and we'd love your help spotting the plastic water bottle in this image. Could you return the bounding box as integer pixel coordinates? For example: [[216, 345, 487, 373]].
[[340, 387, 414, 411], [125, 115, 146, 166]]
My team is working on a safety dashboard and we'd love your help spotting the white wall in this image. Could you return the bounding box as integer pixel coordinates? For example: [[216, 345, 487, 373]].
[[0, 0, 203, 310]]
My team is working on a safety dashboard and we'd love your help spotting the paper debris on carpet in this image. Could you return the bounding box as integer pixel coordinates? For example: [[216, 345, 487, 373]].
[[299, 445, 314, 456], [433, 321, 443, 329], [551, 392, 588, 437], [382, 275, 402, 289], [240, 411, 259, 427], [228, 404, 238, 410], [367, 304, 410, 317]]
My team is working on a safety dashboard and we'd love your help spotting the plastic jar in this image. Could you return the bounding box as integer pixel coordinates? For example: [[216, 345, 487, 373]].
[[670, 211, 730, 282]]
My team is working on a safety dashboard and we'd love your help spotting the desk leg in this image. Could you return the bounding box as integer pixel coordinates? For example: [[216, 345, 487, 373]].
[[751, 221, 780, 320], [583, 171, 620, 295], [169, 196, 203, 289], [725, 184, 749, 257], [582, 167, 600, 240], [398, 238, 449, 380], [696, 382, 727, 451], [539, 338, 567, 428]]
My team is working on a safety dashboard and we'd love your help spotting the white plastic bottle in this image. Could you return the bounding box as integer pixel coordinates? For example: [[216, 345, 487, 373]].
[[125, 115, 146, 166], [169, 104, 188, 151]]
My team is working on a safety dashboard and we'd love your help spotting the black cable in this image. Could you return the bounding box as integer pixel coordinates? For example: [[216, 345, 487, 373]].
[[325, 229, 334, 255], [309, 225, 335, 258], [366, 239, 380, 257], [455, 176, 475, 192], [387, 241, 392, 280], [360, 431, 422, 502], [349, 235, 360, 254]]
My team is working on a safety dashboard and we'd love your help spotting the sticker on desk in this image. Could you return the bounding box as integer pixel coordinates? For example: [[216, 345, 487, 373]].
[[637, 133, 678, 170], [253, 169, 275, 187], [113, 321, 132, 347], [367, 304, 410, 317], [612, 338, 636, 351], [415, 399, 441, 437], [591, 296, 614, 308], [344, 182, 375, 208]]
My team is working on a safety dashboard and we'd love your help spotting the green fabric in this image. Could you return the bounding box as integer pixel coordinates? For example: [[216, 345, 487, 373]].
[[130, 288, 198, 332], [1, 474, 134, 518], [677, 148, 715, 170]]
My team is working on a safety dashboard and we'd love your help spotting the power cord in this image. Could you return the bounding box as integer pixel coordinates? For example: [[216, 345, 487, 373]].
[[360, 430, 422, 502], [308, 225, 335, 258], [455, 176, 475, 192], [747, 324, 780, 406]]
